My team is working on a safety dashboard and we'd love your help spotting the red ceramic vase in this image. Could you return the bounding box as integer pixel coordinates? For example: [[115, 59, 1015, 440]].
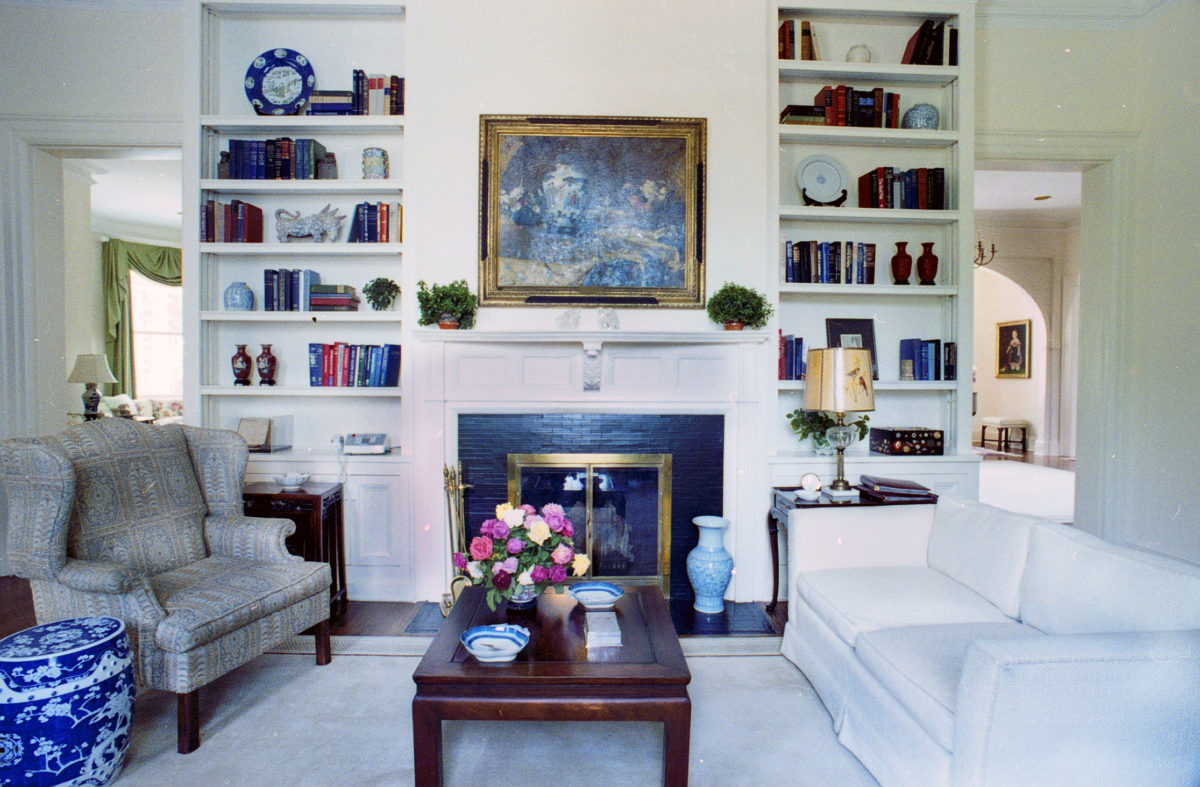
[[917, 242, 939, 285], [256, 344, 277, 386], [891, 242, 912, 285], [231, 344, 252, 386]]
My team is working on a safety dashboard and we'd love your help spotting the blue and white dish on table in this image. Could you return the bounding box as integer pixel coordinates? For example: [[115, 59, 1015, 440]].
[[568, 581, 625, 611], [245, 48, 316, 116], [461, 624, 530, 663]]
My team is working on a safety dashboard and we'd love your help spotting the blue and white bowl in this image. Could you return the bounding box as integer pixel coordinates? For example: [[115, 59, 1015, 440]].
[[568, 582, 625, 611], [461, 624, 530, 663]]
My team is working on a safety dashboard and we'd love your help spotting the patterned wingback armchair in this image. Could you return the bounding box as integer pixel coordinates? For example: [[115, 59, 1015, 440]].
[[0, 419, 331, 753]]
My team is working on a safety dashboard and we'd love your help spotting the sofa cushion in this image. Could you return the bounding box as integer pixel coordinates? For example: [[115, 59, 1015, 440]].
[[856, 622, 1043, 750], [927, 498, 1035, 618], [151, 555, 330, 652], [796, 566, 1013, 647], [1020, 523, 1200, 634], [46, 419, 208, 576]]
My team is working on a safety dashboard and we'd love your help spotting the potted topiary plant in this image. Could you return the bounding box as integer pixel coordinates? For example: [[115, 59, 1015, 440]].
[[362, 277, 400, 311], [706, 282, 773, 330], [786, 408, 870, 454], [416, 279, 478, 329]]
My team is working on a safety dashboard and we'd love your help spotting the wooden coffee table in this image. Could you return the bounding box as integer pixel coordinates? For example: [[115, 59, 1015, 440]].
[[412, 584, 691, 786]]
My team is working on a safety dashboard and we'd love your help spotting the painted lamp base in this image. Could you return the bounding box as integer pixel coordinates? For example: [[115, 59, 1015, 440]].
[[686, 515, 735, 614]]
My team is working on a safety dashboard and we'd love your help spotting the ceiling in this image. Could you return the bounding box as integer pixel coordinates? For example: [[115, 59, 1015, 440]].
[[975, 169, 1082, 224]]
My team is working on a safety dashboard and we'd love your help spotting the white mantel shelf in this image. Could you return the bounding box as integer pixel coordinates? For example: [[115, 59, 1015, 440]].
[[414, 329, 772, 345]]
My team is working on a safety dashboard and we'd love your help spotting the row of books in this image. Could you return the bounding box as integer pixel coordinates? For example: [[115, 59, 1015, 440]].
[[308, 342, 401, 387], [856, 474, 938, 504], [777, 19, 816, 60], [781, 86, 904, 128], [347, 202, 401, 243], [778, 19, 957, 67], [783, 240, 876, 285], [261, 271, 362, 312], [857, 167, 946, 210], [202, 199, 263, 243], [221, 138, 329, 180], [304, 73, 404, 115], [778, 332, 807, 381], [899, 338, 957, 381]]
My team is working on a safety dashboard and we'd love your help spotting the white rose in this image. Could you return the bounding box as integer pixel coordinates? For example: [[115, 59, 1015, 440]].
[[466, 561, 483, 580], [502, 508, 525, 527], [517, 569, 534, 586]]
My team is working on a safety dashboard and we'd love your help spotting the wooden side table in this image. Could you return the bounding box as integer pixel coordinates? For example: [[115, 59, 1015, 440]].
[[243, 481, 347, 621], [767, 485, 937, 614]]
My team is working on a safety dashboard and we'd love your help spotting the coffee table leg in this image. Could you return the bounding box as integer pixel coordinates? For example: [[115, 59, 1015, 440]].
[[662, 697, 692, 787], [412, 696, 443, 787]]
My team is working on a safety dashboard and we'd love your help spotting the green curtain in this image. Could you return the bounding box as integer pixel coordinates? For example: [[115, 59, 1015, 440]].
[[102, 239, 182, 398]]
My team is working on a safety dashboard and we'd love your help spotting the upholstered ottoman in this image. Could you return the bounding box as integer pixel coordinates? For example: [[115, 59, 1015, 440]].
[[980, 416, 1028, 453], [0, 617, 136, 786]]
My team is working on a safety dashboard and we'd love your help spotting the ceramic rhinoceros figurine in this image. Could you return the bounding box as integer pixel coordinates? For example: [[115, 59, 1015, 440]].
[[275, 204, 346, 242]]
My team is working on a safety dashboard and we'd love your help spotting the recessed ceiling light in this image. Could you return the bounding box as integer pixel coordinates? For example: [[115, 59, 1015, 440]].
[[1033, 195, 1052, 201]]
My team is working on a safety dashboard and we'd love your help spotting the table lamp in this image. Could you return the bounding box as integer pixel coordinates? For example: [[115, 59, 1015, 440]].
[[67, 354, 118, 417], [803, 347, 875, 494]]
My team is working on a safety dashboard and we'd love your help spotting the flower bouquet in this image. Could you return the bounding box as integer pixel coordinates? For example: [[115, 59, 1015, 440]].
[[453, 502, 591, 611]]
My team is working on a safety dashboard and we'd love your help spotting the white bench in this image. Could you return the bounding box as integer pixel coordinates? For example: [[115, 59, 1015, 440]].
[[980, 416, 1028, 453]]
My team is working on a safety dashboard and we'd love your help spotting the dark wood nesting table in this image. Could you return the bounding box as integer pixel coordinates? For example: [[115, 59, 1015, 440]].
[[412, 585, 691, 786]]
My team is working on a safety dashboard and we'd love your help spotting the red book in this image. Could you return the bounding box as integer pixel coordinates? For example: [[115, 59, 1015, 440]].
[[917, 168, 930, 210], [857, 171, 872, 208]]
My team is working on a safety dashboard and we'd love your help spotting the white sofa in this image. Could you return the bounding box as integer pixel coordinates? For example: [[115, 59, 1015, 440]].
[[781, 497, 1200, 787]]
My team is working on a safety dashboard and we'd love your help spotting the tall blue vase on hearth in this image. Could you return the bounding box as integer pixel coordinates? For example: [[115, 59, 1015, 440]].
[[687, 516, 734, 614]]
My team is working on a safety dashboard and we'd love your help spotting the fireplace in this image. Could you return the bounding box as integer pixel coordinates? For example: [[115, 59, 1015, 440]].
[[458, 413, 723, 600], [508, 453, 672, 592]]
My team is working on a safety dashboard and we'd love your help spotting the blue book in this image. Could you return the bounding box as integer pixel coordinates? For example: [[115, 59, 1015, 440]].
[[856, 242, 865, 284], [300, 269, 320, 311], [791, 336, 804, 380], [263, 269, 276, 312], [381, 344, 402, 387], [307, 343, 323, 386], [782, 334, 794, 381], [899, 338, 921, 380]]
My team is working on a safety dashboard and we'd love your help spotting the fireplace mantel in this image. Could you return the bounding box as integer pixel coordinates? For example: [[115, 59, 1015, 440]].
[[414, 329, 771, 347]]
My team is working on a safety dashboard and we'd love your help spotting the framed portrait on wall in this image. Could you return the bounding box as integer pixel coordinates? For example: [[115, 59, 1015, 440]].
[[996, 319, 1031, 378], [478, 114, 706, 307]]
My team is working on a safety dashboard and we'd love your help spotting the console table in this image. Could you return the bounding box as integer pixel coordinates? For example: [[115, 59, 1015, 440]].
[[767, 486, 937, 614], [243, 481, 347, 621]]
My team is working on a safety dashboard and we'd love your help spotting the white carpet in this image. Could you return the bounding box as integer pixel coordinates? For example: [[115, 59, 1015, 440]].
[[112, 652, 875, 786], [979, 460, 1075, 523]]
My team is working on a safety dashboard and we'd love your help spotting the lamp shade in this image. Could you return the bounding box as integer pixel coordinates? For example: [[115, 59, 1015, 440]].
[[67, 354, 117, 384], [803, 347, 875, 413]]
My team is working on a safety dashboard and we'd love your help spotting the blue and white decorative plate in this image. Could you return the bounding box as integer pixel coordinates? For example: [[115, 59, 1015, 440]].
[[461, 624, 530, 663], [796, 154, 848, 204], [244, 48, 316, 116], [568, 581, 625, 611]]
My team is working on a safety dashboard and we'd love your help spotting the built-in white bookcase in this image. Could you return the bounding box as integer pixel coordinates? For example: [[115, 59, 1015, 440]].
[[767, 1, 978, 496]]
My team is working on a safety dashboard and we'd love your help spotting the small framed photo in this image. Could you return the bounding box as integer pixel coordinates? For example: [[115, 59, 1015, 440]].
[[825, 317, 878, 380], [996, 319, 1031, 378]]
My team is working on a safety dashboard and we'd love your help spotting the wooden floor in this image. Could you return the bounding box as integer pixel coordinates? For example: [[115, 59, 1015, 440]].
[[1, 450, 1071, 640]]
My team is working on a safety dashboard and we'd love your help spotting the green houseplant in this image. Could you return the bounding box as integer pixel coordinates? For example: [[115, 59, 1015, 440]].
[[786, 408, 870, 453], [706, 282, 774, 329], [362, 277, 400, 311], [416, 279, 478, 329]]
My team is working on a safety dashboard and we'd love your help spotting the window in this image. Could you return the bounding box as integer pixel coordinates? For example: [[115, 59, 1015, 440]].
[[129, 270, 182, 398]]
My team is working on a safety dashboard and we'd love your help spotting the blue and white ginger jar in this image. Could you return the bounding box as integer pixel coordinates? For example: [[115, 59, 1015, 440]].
[[901, 103, 940, 130], [222, 281, 254, 311], [686, 516, 735, 614], [0, 616, 135, 786]]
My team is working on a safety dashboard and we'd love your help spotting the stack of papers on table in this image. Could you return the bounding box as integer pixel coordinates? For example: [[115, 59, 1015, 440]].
[[585, 612, 623, 648]]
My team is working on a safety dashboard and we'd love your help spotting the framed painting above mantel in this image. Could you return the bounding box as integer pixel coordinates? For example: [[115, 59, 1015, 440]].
[[478, 114, 706, 308]]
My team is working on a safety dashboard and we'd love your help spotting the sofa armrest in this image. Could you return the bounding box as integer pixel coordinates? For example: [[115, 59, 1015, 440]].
[[785, 502, 936, 574], [952, 630, 1200, 787], [50, 558, 168, 627], [203, 514, 299, 562], [56, 558, 146, 594]]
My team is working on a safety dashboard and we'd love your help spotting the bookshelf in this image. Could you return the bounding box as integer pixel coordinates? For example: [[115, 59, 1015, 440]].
[[184, 0, 411, 599], [768, 1, 978, 496]]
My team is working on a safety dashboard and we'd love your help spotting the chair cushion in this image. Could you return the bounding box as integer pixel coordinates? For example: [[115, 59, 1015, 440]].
[[1020, 523, 1200, 634], [927, 498, 1035, 618], [795, 566, 1012, 647], [151, 556, 331, 652], [46, 419, 208, 575], [856, 622, 1043, 750]]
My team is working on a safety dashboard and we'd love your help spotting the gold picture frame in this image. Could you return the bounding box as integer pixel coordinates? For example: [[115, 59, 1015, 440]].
[[996, 319, 1031, 378], [479, 114, 706, 307]]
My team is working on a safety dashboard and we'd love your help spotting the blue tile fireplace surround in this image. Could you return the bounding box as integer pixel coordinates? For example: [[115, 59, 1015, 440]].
[[457, 413, 724, 602]]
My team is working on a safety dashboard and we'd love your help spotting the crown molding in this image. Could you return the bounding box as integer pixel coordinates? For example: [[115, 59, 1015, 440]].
[[978, 0, 1187, 30], [0, 0, 184, 11], [93, 217, 182, 247]]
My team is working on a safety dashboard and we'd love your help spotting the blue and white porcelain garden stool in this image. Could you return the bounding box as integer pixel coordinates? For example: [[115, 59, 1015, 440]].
[[0, 616, 135, 786]]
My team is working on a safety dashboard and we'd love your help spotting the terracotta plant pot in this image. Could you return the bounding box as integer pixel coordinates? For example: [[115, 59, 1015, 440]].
[[891, 241, 912, 285], [917, 242, 939, 285], [724, 321, 745, 331], [437, 320, 460, 330]]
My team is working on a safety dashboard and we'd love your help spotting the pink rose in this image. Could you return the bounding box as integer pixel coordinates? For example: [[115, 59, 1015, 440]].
[[541, 502, 564, 518], [562, 519, 575, 538], [545, 512, 565, 533], [452, 552, 467, 570], [506, 538, 525, 554], [492, 571, 512, 590], [496, 556, 519, 574], [480, 519, 500, 537], [469, 536, 493, 561], [520, 504, 537, 515], [549, 564, 567, 583], [551, 543, 574, 565], [530, 565, 549, 584], [492, 521, 510, 540]]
